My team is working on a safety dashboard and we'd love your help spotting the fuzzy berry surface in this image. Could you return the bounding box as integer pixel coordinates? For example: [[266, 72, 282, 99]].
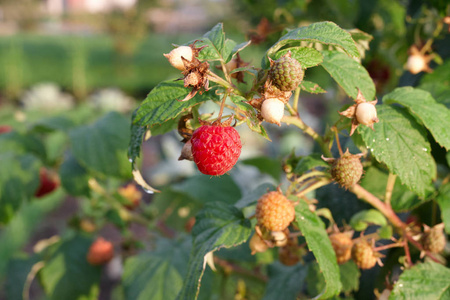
[[329, 233, 353, 264], [421, 226, 446, 253], [351, 240, 377, 270], [255, 191, 295, 231], [269, 56, 304, 91], [331, 153, 363, 189], [191, 125, 241, 176]]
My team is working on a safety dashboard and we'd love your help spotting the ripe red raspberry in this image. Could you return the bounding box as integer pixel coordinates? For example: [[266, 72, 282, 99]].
[[191, 125, 241, 176], [255, 191, 295, 231], [329, 232, 353, 264], [35, 168, 60, 198], [351, 240, 378, 270], [87, 237, 114, 266]]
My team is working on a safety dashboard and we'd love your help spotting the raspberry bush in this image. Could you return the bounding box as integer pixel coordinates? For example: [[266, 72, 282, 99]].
[[0, 2, 449, 300]]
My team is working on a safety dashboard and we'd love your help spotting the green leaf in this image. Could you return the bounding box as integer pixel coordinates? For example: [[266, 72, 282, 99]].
[[227, 41, 251, 63], [0, 152, 41, 223], [0, 131, 47, 160], [268, 21, 359, 58], [349, 29, 373, 59], [358, 105, 436, 198], [271, 47, 323, 69], [234, 183, 276, 209], [6, 254, 41, 300], [241, 157, 281, 181], [383, 87, 450, 150], [420, 59, 450, 86], [262, 263, 307, 300], [300, 81, 326, 94], [389, 261, 450, 300], [39, 235, 101, 300], [294, 200, 341, 298], [128, 109, 147, 167], [59, 153, 90, 197], [437, 183, 450, 234], [69, 112, 131, 179], [195, 23, 225, 61], [172, 175, 241, 205], [350, 209, 387, 231], [133, 81, 211, 127], [418, 82, 450, 108], [321, 50, 375, 100], [294, 153, 329, 175], [123, 237, 191, 300], [339, 261, 360, 293], [0, 190, 63, 275], [177, 202, 252, 300]]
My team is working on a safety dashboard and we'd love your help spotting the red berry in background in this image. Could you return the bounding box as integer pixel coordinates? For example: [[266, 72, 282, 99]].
[[87, 237, 114, 266], [0, 125, 12, 134], [190, 125, 241, 176], [35, 168, 60, 198]]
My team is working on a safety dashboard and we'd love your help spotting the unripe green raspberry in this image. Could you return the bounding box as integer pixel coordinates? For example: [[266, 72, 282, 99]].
[[331, 151, 363, 189], [268, 54, 304, 92]]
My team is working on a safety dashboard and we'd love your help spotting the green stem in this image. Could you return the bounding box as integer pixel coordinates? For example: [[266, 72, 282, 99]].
[[292, 87, 301, 113], [384, 173, 397, 208], [296, 179, 331, 197]]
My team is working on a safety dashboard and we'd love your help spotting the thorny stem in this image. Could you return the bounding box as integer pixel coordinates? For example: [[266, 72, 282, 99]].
[[384, 173, 397, 208], [350, 184, 444, 264], [350, 184, 405, 230]]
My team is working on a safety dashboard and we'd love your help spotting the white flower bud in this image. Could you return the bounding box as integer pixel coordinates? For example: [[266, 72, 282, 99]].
[[163, 46, 193, 71], [261, 98, 285, 126]]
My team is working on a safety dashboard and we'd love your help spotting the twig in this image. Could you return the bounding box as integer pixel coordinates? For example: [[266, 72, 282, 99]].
[[23, 261, 45, 300], [384, 173, 397, 208], [350, 184, 405, 230]]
